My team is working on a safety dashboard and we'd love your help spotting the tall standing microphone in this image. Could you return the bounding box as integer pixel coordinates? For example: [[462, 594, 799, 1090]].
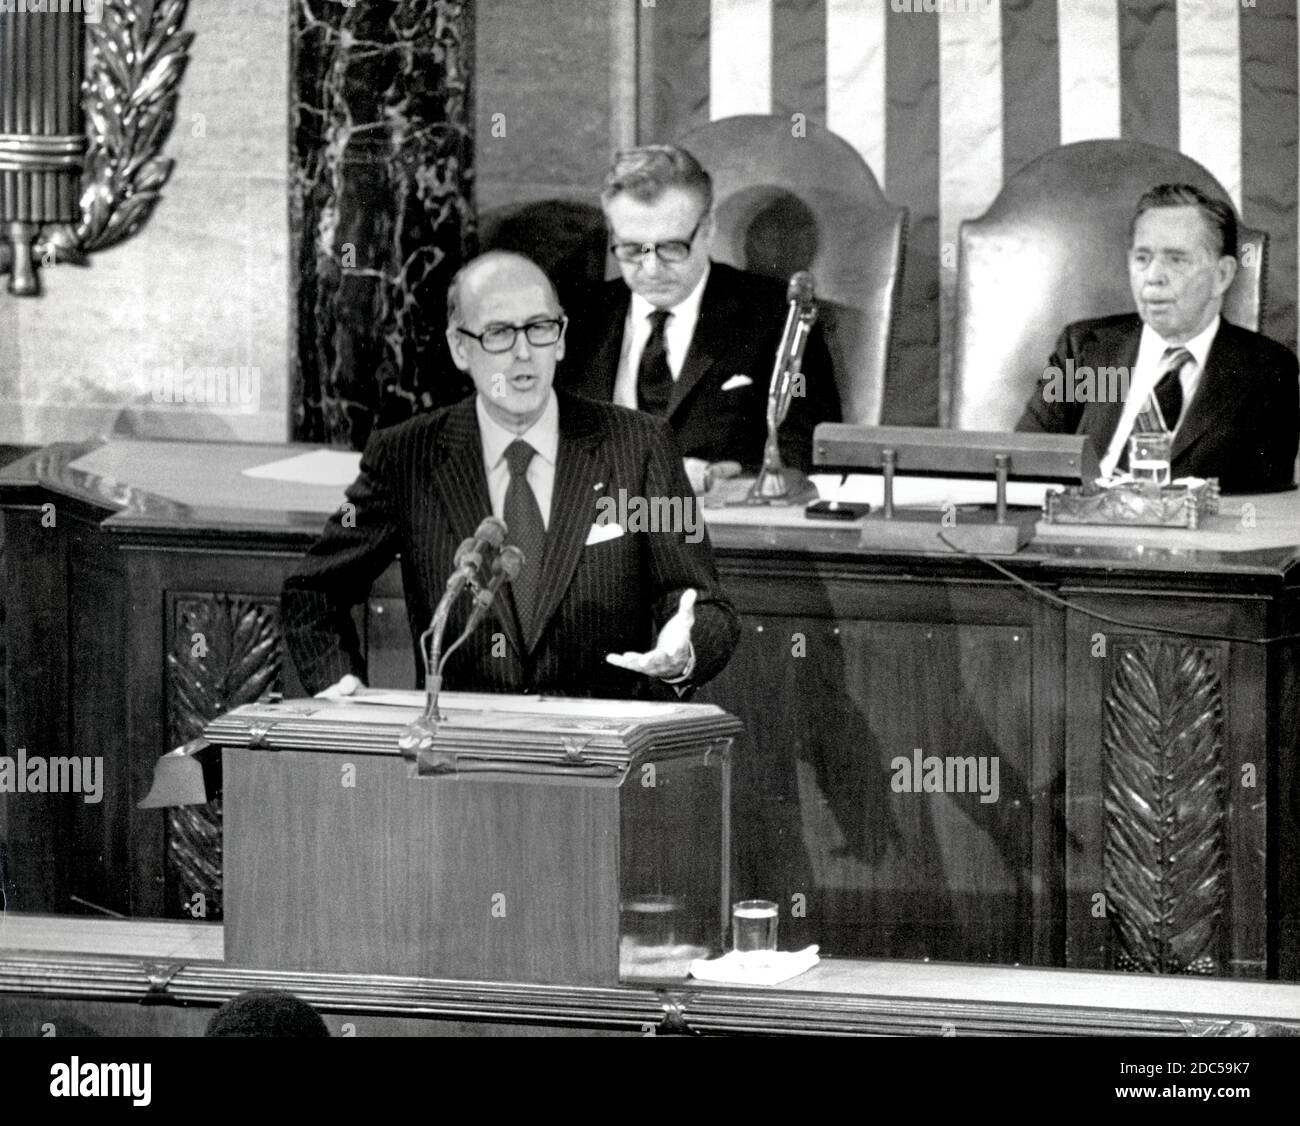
[[747, 270, 818, 504]]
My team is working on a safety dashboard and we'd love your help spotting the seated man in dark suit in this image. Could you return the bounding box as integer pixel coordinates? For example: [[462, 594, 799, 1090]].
[[283, 250, 741, 700], [1017, 182, 1298, 494], [560, 145, 841, 491]]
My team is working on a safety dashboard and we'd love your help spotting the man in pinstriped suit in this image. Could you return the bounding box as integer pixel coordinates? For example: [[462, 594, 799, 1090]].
[[282, 251, 741, 700]]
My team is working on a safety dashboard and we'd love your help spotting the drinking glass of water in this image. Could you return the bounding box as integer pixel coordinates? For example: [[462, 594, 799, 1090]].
[[1129, 432, 1172, 488], [732, 900, 779, 953]]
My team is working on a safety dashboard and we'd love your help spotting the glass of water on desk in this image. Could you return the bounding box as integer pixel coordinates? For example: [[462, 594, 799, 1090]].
[[732, 900, 779, 953], [1129, 431, 1172, 487]]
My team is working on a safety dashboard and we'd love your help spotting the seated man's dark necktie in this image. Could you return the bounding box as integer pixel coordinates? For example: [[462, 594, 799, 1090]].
[[1154, 345, 1191, 431], [637, 309, 674, 416], [504, 439, 545, 637], [1120, 346, 1193, 469]]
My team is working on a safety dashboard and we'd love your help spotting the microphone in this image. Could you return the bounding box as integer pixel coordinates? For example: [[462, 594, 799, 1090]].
[[747, 271, 819, 504], [449, 545, 525, 652], [445, 516, 507, 595], [399, 516, 509, 760], [787, 270, 815, 311], [772, 271, 817, 424]]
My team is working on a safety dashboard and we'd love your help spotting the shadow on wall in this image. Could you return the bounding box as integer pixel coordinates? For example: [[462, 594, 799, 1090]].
[[477, 199, 609, 314], [726, 188, 865, 426]]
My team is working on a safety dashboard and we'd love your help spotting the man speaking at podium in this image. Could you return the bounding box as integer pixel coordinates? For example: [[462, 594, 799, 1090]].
[[283, 251, 741, 701]]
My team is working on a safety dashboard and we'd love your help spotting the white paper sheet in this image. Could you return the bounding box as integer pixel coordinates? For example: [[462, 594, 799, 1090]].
[[241, 450, 362, 487], [689, 945, 821, 985]]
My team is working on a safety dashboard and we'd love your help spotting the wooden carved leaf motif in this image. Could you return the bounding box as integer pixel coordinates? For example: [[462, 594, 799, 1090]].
[[77, 0, 194, 254], [168, 596, 281, 744], [1103, 642, 1226, 974], [165, 596, 280, 919]]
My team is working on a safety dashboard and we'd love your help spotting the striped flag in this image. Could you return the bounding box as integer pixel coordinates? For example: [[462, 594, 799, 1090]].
[[638, 0, 1298, 427]]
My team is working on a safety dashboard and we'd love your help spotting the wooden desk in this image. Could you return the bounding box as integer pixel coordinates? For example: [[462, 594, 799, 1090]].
[[3, 440, 1298, 981], [3, 916, 1300, 1036]]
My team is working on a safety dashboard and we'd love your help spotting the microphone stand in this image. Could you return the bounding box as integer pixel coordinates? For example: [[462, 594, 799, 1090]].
[[747, 275, 819, 505], [396, 581, 464, 759], [397, 544, 523, 762]]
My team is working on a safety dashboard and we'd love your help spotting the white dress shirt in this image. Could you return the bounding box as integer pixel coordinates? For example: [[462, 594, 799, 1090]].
[[613, 263, 712, 410], [475, 391, 559, 529], [474, 389, 695, 684], [1099, 315, 1218, 477]]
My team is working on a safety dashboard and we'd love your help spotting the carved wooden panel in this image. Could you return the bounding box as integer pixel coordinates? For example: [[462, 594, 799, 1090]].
[[165, 594, 282, 919], [1102, 640, 1226, 974]]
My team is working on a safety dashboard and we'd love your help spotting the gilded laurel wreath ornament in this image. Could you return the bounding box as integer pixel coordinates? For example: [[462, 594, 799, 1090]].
[[0, 0, 192, 291], [74, 0, 193, 254]]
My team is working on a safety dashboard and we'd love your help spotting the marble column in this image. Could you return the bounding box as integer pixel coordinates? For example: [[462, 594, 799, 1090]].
[[291, 0, 475, 448]]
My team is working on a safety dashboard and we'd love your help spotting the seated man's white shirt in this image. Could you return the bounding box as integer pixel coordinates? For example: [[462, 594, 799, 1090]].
[[613, 263, 712, 410], [476, 390, 559, 528], [1100, 315, 1217, 477]]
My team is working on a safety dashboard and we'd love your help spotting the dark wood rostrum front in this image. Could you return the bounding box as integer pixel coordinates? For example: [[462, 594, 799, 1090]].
[[3, 441, 1298, 979]]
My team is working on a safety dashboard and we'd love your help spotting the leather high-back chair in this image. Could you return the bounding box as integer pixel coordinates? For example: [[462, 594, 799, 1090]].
[[678, 115, 908, 427], [949, 140, 1267, 431]]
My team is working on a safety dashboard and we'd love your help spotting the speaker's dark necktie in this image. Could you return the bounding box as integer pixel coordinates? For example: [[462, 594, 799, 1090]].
[[637, 309, 674, 416], [1154, 346, 1191, 432], [503, 439, 544, 637]]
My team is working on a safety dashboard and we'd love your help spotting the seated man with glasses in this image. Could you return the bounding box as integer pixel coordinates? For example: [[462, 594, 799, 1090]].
[[283, 249, 741, 700], [1016, 183, 1298, 494], [560, 145, 840, 492]]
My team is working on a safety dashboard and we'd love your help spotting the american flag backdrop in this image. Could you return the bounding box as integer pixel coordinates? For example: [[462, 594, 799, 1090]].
[[635, 0, 1299, 426]]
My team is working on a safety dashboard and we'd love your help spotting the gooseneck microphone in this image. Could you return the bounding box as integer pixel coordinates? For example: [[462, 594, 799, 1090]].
[[446, 516, 507, 595], [398, 515, 514, 759], [439, 545, 525, 669]]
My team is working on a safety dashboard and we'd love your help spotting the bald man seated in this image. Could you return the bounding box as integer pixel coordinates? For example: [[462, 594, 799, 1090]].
[[283, 250, 742, 700]]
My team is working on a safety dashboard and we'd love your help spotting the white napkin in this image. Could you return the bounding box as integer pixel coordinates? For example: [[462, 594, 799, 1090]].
[[688, 945, 820, 985]]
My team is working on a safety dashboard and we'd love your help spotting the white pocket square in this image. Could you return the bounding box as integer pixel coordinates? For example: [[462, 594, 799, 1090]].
[[585, 522, 624, 546], [720, 373, 753, 392]]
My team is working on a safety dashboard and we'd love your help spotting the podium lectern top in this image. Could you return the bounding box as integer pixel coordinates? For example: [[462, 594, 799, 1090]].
[[205, 689, 743, 778]]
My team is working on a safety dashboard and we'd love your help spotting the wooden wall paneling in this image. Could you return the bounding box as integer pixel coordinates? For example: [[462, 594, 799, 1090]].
[[120, 545, 300, 918], [66, 511, 129, 918], [1028, 593, 1067, 967], [1269, 587, 1300, 978], [1225, 625, 1269, 978], [1103, 638, 1229, 975], [121, 548, 170, 919], [702, 560, 1046, 965], [164, 591, 282, 921], [1063, 587, 1270, 978], [1, 505, 73, 913]]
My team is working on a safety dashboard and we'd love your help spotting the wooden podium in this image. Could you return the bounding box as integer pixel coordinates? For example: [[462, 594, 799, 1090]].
[[206, 690, 741, 985]]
